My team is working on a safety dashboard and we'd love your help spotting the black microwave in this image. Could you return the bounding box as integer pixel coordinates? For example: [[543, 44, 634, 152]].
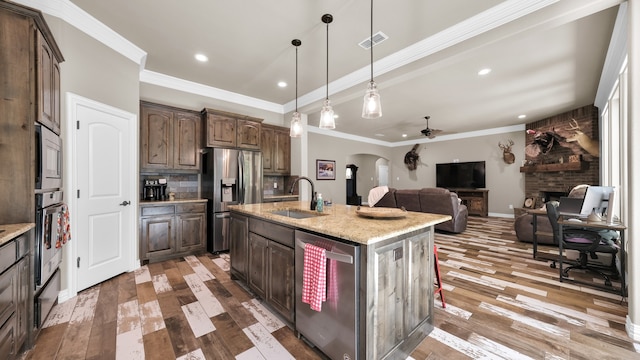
[[35, 124, 63, 191]]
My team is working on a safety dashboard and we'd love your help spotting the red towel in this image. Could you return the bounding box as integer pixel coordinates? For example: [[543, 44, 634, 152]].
[[56, 204, 71, 249], [301, 243, 327, 312]]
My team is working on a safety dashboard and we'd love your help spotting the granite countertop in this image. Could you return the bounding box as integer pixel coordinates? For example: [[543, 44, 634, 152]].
[[229, 201, 451, 245], [0, 223, 35, 246], [263, 194, 299, 200], [140, 198, 208, 206]]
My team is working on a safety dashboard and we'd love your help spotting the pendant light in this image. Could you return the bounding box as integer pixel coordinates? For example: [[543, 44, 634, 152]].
[[318, 14, 335, 129], [290, 39, 303, 137], [362, 0, 382, 119]]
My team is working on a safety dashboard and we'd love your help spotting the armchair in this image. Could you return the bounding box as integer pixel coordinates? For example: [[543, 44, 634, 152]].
[[546, 202, 618, 287]]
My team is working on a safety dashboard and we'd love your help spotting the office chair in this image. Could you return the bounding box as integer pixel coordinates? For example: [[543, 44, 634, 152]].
[[546, 202, 618, 287]]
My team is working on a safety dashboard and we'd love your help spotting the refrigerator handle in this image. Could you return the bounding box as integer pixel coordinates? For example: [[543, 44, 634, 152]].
[[238, 151, 245, 204]]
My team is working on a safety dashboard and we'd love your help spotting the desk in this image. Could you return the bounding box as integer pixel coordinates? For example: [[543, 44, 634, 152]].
[[558, 217, 626, 297], [527, 208, 550, 260]]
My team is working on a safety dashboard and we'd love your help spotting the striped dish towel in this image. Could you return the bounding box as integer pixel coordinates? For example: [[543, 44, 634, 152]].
[[301, 243, 327, 312]]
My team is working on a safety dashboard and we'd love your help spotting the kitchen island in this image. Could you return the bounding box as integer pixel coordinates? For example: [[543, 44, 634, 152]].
[[229, 201, 450, 360]]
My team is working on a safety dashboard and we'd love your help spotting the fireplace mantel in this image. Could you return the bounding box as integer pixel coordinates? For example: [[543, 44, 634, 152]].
[[519, 161, 589, 173]]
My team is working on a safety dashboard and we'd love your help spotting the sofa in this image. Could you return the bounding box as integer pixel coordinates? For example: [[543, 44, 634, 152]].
[[373, 187, 468, 233], [514, 185, 589, 244]]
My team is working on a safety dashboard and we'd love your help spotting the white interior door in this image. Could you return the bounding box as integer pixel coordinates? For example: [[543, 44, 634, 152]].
[[69, 94, 137, 292]]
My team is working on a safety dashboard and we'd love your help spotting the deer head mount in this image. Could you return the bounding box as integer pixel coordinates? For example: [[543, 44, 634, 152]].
[[565, 119, 599, 157], [499, 139, 515, 164]]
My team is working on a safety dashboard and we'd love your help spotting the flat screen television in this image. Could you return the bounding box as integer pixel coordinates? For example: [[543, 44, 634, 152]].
[[436, 161, 486, 189]]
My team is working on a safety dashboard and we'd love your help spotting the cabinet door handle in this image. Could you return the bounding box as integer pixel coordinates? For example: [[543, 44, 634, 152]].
[[119, 201, 131, 206]]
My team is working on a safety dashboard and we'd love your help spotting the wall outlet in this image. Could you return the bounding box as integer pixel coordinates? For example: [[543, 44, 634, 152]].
[[508, 204, 514, 209], [273, 182, 278, 189]]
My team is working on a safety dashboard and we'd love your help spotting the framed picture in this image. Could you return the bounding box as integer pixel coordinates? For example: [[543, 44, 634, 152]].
[[316, 159, 336, 180], [523, 197, 536, 209]]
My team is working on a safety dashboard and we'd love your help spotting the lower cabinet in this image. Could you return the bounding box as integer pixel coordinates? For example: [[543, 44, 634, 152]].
[[0, 228, 33, 360], [229, 214, 249, 281], [140, 202, 206, 263], [244, 217, 295, 323]]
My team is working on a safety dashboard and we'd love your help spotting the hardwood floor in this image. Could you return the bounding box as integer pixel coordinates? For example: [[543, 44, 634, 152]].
[[21, 217, 640, 359]]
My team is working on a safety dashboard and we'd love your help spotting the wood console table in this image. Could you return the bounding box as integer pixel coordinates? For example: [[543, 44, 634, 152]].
[[452, 189, 488, 217]]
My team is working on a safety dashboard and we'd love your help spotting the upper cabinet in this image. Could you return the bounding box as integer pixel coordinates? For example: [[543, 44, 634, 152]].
[[140, 101, 201, 172], [0, 1, 63, 224], [202, 108, 262, 149], [36, 31, 62, 135], [261, 125, 290, 175]]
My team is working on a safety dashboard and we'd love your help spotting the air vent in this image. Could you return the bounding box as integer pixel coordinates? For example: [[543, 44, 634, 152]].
[[359, 31, 388, 49]]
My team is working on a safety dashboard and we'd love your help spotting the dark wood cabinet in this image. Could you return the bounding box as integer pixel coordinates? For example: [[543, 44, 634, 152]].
[[202, 108, 262, 149], [140, 102, 201, 172], [230, 213, 249, 281], [0, 2, 63, 225], [245, 217, 295, 323], [248, 233, 268, 299], [453, 189, 489, 217], [140, 202, 206, 263], [261, 125, 291, 175], [36, 31, 62, 135], [266, 241, 294, 320], [0, 228, 33, 360]]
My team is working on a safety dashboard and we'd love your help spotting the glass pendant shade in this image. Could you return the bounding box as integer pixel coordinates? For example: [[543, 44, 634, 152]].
[[319, 99, 335, 129], [290, 112, 302, 137], [362, 80, 382, 118]]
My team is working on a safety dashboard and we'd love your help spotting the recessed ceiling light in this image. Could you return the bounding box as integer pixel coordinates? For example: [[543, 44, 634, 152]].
[[518, 114, 527, 119], [402, 134, 407, 138], [375, 133, 385, 137], [478, 68, 491, 76], [194, 53, 208, 62], [277, 81, 287, 88]]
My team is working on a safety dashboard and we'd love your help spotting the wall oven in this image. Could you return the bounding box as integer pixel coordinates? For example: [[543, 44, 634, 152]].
[[35, 124, 63, 191], [34, 190, 64, 328]]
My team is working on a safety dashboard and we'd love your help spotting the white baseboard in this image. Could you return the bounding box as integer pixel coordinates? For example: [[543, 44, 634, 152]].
[[626, 316, 640, 341], [57, 288, 75, 304]]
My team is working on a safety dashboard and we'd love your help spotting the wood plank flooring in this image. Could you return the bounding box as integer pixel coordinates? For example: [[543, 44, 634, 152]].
[[21, 217, 640, 359]]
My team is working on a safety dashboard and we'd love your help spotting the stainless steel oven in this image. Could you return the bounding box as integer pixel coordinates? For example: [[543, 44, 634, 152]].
[[34, 190, 64, 328], [35, 124, 63, 191]]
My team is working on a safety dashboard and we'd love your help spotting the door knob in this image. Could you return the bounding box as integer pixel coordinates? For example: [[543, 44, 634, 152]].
[[119, 201, 131, 206]]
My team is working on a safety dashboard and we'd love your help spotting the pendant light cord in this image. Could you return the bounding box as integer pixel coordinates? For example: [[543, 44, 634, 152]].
[[370, 0, 374, 82], [326, 18, 329, 100], [295, 44, 298, 111]]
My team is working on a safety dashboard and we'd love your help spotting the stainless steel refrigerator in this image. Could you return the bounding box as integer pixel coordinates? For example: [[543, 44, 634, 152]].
[[202, 148, 262, 252]]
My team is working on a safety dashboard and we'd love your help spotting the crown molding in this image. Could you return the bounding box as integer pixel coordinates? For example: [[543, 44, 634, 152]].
[[140, 70, 284, 114], [307, 124, 525, 148], [12, 0, 147, 68]]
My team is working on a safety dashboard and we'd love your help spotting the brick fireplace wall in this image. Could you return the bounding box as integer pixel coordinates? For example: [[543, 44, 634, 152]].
[[523, 105, 600, 204]]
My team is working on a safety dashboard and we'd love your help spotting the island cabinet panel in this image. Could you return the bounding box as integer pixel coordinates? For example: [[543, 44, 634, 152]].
[[245, 217, 295, 323], [141, 102, 201, 172], [248, 233, 268, 299], [363, 229, 433, 360], [229, 214, 249, 281], [267, 241, 295, 322]]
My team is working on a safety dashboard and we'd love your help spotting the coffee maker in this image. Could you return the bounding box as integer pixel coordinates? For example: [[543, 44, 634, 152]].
[[143, 178, 167, 201]]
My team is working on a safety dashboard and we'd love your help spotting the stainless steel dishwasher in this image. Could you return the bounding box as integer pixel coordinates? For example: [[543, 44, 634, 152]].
[[295, 230, 360, 360]]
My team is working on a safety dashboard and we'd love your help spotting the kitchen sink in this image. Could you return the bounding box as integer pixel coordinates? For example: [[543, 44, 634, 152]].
[[270, 209, 326, 219]]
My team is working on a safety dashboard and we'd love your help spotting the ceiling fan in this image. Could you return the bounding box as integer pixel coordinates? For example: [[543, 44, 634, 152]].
[[420, 116, 442, 139]]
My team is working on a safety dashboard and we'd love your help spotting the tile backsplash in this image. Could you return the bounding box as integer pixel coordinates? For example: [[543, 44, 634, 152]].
[[141, 173, 199, 200], [263, 175, 298, 196]]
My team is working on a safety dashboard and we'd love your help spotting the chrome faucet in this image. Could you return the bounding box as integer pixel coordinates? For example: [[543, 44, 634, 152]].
[[289, 176, 316, 210]]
